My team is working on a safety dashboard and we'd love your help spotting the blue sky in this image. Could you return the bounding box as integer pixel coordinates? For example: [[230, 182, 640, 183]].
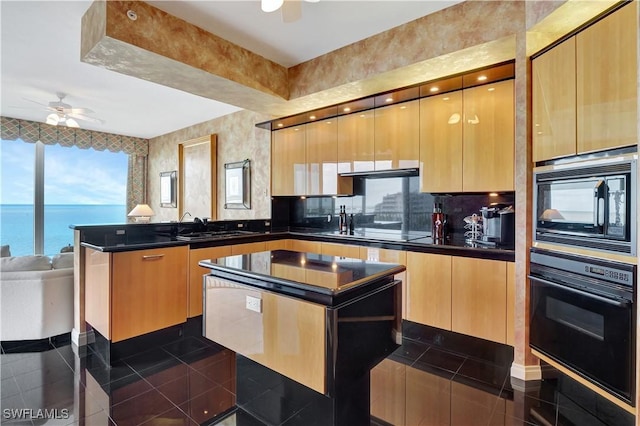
[[1, 139, 128, 205]]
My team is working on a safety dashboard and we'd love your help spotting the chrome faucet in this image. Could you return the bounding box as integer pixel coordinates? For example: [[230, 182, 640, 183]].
[[179, 211, 192, 222]]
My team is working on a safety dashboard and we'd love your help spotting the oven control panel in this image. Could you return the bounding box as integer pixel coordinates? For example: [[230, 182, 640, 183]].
[[531, 249, 636, 288]]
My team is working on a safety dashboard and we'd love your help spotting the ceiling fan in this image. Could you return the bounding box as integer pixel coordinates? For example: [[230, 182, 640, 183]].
[[261, 0, 319, 23], [25, 92, 104, 128]]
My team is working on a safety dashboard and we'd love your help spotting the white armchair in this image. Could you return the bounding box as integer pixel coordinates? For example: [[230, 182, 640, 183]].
[[0, 254, 74, 341]]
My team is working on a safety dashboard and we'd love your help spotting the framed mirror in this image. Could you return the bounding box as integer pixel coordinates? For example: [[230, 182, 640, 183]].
[[224, 159, 251, 209], [160, 171, 176, 208], [179, 135, 217, 220]]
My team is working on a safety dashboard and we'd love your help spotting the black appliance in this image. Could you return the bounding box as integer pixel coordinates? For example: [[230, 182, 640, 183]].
[[479, 205, 515, 246], [534, 154, 636, 255], [529, 248, 636, 405]]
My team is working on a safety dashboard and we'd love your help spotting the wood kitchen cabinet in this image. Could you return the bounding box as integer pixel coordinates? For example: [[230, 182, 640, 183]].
[[532, 38, 577, 162], [286, 239, 321, 253], [374, 99, 420, 170], [306, 118, 352, 195], [110, 246, 188, 342], [406, 252, 452, 330], [462, 80, 514, 192], [205, 278, 326, 394], [419, 80, 514, 193], [451, 257, 507, 344], [231, 241, 266, 255], [576, 1, 637, 153], [320, 242, 361, 258], [273, 120, 351, 197], [188, 245, 232, 317], [361, 247, 406, 318], [506, 261, 515, 347], [532, 2, 637, 161], [337, 110, 375, 173], [419, 91, 463, 193], [271, 125, 306, 196], [265, 239, 288, 250]]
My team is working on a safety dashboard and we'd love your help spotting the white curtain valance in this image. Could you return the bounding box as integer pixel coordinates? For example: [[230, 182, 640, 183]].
[[1, 116, 148, 156]]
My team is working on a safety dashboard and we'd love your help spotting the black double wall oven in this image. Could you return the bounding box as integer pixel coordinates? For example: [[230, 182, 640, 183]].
[[529, 248, 636, 405]]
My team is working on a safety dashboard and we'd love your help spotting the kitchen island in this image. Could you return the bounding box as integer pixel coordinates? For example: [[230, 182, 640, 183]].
[[199, 249, 404, 425]]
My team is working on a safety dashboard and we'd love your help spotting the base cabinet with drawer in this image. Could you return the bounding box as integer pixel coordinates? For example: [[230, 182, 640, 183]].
[[85, 246, 188, 343]]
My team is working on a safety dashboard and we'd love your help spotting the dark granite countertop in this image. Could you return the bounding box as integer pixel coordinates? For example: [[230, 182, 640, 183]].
[[199, 249, 405, 305], [78, 227, 514, 261]]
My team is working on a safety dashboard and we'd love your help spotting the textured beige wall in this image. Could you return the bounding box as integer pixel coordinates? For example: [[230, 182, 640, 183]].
[[148, 110, 272, 222]]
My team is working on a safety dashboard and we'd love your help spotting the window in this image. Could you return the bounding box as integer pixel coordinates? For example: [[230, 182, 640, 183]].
[[1, 139, 35, 256], [1, 139, 128, 256]]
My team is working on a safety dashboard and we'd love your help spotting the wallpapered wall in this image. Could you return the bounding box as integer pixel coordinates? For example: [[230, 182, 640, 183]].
[[148, 110, 272, 222]]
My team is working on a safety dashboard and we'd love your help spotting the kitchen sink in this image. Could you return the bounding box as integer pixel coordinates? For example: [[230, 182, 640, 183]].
[[176, 230, 255, 241]]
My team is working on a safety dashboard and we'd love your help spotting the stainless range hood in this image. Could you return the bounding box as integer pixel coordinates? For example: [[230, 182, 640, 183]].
[[339, 168, 419, 179]]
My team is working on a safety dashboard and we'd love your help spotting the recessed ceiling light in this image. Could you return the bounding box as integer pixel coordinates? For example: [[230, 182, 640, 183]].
[[489, 192, 498, 197], [309, 115, 316, 120], [487, 87, 495, 92], [443, 97, 450, 101], [400, 106, 406, 110], [430, 87, 439, 92], [343, 107, 351, 112], [360, 114, 366, 118], [277, 123, 283, 127], [385, 97, 393, 103], [477, 75, 488, 81]]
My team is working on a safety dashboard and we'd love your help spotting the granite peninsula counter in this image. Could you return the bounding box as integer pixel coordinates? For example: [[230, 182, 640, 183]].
[[199, 249, 405, 425]]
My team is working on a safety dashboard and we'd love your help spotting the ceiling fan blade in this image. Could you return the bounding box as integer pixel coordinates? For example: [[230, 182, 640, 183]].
[[67, 107, 94, 115], [67, 112, 104, 124], [22, 98, 50, 108], [281, 0, 301, 23]]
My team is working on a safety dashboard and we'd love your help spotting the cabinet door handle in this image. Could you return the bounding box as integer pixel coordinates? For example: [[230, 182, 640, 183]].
[[142, 254, 165, 260]]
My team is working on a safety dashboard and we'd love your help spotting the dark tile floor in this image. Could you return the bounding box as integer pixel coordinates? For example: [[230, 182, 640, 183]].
[[0, 335, 635, 426]]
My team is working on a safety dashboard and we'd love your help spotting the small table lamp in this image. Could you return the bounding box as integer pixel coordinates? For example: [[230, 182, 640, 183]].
[[128, 204, 155, 223]]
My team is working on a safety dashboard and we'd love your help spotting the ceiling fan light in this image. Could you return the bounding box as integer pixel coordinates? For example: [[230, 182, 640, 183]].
[[65, 118, 79, 128], [261, 0, 283, 13], [46, 113, 59, 126]]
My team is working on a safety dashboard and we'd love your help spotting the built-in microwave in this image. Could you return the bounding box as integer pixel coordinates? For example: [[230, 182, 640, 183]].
[[534, 154, 637, 256]]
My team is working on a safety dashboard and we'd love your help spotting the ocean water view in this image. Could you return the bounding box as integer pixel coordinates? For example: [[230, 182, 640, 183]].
[[0, 204, 126, 257]]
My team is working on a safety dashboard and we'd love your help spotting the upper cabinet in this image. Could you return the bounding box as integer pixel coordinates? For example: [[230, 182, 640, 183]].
[[532, 2, 638, 162], [374, 99, 420, 170], [420, 80, 514, 193], [420, 92, 463, 193], [532, 38, 577, 162], [272, 125, 306, 196], [576, 2, 637, 153], [337, 111, 375, 173], [463, 80, 515, 192], [306, 118, 337, 195], [272, 120, 352, 197]]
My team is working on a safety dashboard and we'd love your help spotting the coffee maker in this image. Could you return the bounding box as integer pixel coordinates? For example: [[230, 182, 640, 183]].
[[479, 205, 515, 246]]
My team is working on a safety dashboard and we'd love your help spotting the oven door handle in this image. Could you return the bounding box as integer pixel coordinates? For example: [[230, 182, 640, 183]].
[[528, 275, 630, 308]]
